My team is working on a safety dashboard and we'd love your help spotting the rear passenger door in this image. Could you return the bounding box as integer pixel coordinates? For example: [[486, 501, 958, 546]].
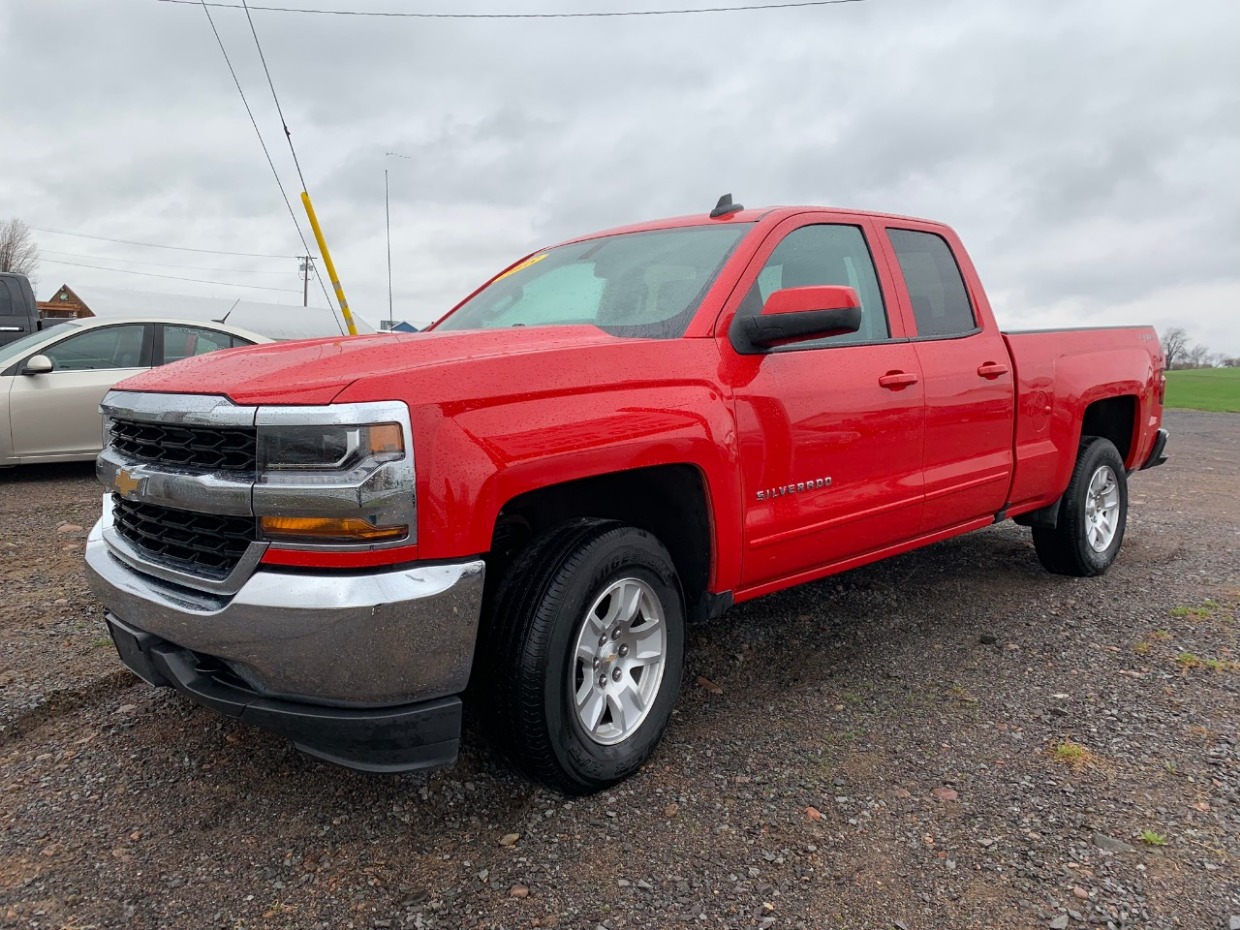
[[880, 224, 1015, 532]]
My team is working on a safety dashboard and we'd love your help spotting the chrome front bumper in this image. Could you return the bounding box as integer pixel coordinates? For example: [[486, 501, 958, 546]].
[[85, 516, 486, 706]]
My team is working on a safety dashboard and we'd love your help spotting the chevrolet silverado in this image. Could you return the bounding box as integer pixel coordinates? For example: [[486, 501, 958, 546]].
[[84, 197, 1168, 793]]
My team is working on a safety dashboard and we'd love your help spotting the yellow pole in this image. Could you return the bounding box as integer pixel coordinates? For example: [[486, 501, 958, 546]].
[[300, 191, 358, 336]]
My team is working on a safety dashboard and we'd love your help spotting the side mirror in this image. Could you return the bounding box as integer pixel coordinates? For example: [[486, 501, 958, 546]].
[[730, 285, 862, 353], [22, 354, 54, 375]]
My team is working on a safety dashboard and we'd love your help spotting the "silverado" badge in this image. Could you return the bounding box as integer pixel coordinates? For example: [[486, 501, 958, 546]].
[[756, 477, 832, 501]]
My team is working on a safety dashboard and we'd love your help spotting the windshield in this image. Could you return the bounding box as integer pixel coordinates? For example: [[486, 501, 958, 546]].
[[0, 323, 76, 368], [434, 223, 752, 339]]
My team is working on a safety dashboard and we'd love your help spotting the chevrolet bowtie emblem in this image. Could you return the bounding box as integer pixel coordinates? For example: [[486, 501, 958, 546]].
[[114, 467, 143, 498]]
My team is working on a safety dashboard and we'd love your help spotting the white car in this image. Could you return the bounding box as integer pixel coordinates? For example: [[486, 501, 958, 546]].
[[0, 317, 270, 466]]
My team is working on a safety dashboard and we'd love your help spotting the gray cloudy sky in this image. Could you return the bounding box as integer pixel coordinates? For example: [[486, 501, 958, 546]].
[[2, 0, 1237, 352]]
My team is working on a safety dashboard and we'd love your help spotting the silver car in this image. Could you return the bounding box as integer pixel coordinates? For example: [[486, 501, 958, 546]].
[[0, 317, 270, 466]]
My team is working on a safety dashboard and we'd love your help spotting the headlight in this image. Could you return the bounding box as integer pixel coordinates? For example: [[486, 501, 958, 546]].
[[252, 401, 416, 550], [258, 422, 404, 471]]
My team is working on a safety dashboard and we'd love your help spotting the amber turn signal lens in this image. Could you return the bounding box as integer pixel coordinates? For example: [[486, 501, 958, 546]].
[[367, 423, 404, 456], [260, 516, 407, 542]]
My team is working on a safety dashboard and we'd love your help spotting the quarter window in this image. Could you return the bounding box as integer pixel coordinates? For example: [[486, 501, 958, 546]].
[[42, 324, 146, 371], [740, 224, 890, 347], [887, 229, 976, 337]]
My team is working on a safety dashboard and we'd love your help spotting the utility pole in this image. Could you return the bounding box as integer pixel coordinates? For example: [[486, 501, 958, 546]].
[[298, 255, 311, 307], [384, 151, 413, 330], [385, 168, 393, 327], [301, 192, 359, 336]]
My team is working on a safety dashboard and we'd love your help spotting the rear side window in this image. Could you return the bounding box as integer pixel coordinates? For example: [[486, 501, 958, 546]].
[[162, 324, 239, 364], [0, 279, 15, 318], [887, 229, 976, 337]]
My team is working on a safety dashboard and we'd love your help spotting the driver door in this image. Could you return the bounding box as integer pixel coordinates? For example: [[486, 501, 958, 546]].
[[721, 216, 926, 593], [8, 323, 152, 459]]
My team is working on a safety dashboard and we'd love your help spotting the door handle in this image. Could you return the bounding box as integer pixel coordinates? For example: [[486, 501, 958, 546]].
[[977, 361, 1009, 379], [878, 370, 919, 389]]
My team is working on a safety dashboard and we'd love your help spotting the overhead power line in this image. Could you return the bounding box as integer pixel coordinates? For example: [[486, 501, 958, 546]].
[[196, 0, 337, 316], [41, 257, 305, 293], [31, 226, 295, 259], [239, 0, 308, 192], [234, 0, 347, 334], [160, 0, 866, 17], [41, 249, 297, 275]]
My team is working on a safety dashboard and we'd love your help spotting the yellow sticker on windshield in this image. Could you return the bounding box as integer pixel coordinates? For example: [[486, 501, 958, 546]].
[[494, 252, 548, 282]]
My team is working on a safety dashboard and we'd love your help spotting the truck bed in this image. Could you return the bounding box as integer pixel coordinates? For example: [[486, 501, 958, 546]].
[[1002, 325, 1163, 513]]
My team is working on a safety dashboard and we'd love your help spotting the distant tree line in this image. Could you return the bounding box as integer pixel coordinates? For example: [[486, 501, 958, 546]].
[[1161, 327, 1239, 369]]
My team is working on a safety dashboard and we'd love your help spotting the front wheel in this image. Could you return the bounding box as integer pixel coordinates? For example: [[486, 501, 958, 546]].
[[1032, 436, 1128, 576], [485, 520, 685, 793]]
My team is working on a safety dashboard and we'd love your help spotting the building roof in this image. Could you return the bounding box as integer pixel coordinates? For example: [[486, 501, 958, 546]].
[[55, 284, 373, 341]]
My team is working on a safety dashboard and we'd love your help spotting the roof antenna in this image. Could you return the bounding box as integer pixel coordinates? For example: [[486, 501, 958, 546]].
[[710, 193, 743, 219]]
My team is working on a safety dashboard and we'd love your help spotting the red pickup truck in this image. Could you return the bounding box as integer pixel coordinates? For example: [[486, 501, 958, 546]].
[[85, 198, 1168, 793]]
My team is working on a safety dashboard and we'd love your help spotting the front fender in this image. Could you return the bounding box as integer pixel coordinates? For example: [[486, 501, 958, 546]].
[[410, 381, 742, 591]]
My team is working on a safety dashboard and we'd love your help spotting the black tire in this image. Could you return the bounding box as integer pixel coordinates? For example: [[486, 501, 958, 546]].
[[1032, 436, 1128, 577], [484, 519, 686, 794]]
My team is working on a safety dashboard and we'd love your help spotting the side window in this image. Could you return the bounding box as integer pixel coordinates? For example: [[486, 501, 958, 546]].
[[162, 325, 238, 364], [0, 279, 14, 318], [887, 228, 976, 337], [42, 325, 146, 371], [741, 224, 890, 347]]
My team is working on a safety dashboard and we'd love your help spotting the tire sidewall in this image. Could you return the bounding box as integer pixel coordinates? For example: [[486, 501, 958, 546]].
[[540, 533, 685, 791], [1070, 440, 1128, 574]]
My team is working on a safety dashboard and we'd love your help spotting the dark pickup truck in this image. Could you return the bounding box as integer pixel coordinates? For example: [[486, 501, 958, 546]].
[[0, 272, 40, 347]]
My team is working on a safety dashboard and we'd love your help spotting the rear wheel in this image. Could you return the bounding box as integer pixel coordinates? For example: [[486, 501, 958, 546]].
[[1032, 436, 1128, 577], [485, 519, 685, 793]]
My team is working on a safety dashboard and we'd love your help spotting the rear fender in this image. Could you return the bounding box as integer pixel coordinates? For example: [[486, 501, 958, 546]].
[[1012, 348, 1154, 508]]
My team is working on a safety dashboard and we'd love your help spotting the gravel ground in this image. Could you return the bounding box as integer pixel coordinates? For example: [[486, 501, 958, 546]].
[[1, 409, 1236, 930]]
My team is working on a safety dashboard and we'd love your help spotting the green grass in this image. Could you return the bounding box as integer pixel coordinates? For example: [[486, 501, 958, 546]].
[[1164, 368, 1240, 413], [1170, 602, 1215, 619], [1054, 741, 1089, 763], [1140, 829, 1168, 847]]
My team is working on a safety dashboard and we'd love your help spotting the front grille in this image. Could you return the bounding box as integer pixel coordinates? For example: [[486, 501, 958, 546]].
[[110, 419, 257, 472], [113, 497, 255, 579]]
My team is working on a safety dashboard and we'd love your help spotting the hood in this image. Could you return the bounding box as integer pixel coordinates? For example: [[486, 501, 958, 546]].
[[115, 327, 624, 405]]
